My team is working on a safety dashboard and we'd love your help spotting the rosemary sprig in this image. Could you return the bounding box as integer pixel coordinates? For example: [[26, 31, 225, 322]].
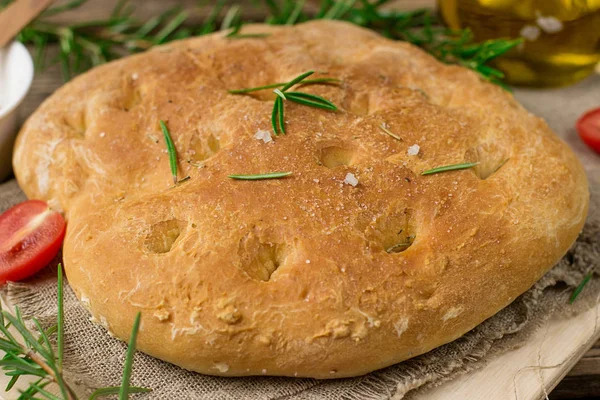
[[228, 172, 292, 180], [231, 71, 338, 135], [0, 264, 150, 399], [421, 162, 480, 176], [570, 272, 593, 304], [159, 120, 178, 185]]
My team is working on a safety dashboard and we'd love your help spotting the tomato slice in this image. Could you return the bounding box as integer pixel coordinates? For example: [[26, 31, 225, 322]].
[[577, 107, 600, 155], [0, 200, 66, 284]]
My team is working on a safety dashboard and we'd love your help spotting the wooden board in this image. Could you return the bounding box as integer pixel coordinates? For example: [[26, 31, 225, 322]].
[[411, 302, 600, 400]]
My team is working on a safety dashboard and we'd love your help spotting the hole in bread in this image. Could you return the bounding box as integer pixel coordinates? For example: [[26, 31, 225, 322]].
[[237, 231, 288, 281], [365, 208, 416, 254], [144, 219, 183, 254], [319, 146, 356, 168], [188, 132, 221, 163], [465, 144, 510, 180], [62, 111, 87, 138], [123, 88, 142, 111], [343, 91, 370, 116]]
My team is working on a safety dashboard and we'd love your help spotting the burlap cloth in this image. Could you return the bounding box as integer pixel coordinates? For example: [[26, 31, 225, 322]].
[[0, 76, 599, 399]]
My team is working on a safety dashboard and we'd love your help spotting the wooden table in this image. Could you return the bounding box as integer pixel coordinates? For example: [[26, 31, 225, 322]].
[[6, 0, 600, 399]]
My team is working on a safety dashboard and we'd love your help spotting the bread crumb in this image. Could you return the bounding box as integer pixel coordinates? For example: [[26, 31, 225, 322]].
[[394, 318, 409, 338], [442, 306, 464, 321], [214, 363, 229, 373], [343, 173, 359, 187], [153, 309, 170, 322], [254, 129, 273, 143], [407, 144, 420, 156]]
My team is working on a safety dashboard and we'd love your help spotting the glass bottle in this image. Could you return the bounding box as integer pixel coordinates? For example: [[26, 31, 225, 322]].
[[438, 0, 600, 87]]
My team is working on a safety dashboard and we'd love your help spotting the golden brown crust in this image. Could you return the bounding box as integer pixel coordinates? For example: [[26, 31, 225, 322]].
[[13, 21, 588, 378]]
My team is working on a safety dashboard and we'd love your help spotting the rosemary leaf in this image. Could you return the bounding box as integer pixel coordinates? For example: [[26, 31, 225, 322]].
[[421, 162, 480, 176], [271, 97, 280, 135], [229, 172, 293, 180], [286, 92, 337, 110], [228, 78, 341, 94], [227, 32, 271, 39], [159, 120, 178, 184], [273, 88, 287, 100], [379, 123, 402, 141], [281, 70, 315, 91], [286, 0, 306, 25], [277, 97, 286, 134], [570, 272, 593, 304], [28, 383, 61, 400], [119, 312, 142, 400]]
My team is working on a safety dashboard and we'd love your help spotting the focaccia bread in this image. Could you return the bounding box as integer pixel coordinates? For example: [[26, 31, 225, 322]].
[[13, 20, 588, 378]]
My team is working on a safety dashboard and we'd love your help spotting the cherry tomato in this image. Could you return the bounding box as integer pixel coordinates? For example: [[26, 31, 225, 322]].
[[0, 200, 66, 284], [576, 107, 600, 155]]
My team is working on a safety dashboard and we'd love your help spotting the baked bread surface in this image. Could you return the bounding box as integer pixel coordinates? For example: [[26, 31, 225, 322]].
[[13, 21, 589, 378]]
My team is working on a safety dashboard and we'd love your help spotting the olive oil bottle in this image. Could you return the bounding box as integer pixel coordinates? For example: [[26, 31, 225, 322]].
[[438, 0, 600, 87]]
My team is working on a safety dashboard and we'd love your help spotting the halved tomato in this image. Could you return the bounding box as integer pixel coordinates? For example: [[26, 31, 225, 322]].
[[0, 200, 65, 284], [577, 107, 600, 155]]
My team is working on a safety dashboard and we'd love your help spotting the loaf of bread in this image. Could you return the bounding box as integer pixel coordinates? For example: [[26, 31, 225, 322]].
[[13, 21, 588, 378]]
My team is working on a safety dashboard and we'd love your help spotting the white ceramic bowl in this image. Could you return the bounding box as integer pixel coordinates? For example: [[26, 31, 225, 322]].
[[0, 41, 34, 182]]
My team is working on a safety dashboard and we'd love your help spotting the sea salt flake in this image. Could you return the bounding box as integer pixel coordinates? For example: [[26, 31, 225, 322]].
[[520, 25, 540, 41], [254, 129, 273, 143], [407, 144, 420, 156], [131, 73, 139, 80], [536, 15, 563, 34], [99, 132, 106, 138], [306, 259, 311, 264], [343, 173, 359, 187]]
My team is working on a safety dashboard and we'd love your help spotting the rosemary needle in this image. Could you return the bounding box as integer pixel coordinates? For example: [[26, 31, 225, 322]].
[[570, 271, 593, 304], [119, 312, 142, 400], [159, 120, 178, 184], [228, 78, 341, 94], [421, 162, 480, 176], [228, 172, 292, 180], [379, 123, 402, 141]]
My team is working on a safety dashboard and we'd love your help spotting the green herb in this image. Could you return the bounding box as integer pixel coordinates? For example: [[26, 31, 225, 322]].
[[386, 235, 415, 253], [421, 162, 480, 176], [493, 158, 510, 173], [3, 0, 520, 86], [228, 171, 292, 180], [231, 70, 337, 135], [118, 312, 141, 400], [0, 265, 150, 399], [227, 32, 271, 39], [228, 78, 341, 94], [570, 272, 593, 304], [176, 176, 191, 185], [159, 120, 178, 185], [379, 123, 402, 141]]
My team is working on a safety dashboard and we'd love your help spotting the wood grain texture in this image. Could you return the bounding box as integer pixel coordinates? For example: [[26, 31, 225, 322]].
[[8, 0, 600, 398], [0, 0, 54, 47]]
